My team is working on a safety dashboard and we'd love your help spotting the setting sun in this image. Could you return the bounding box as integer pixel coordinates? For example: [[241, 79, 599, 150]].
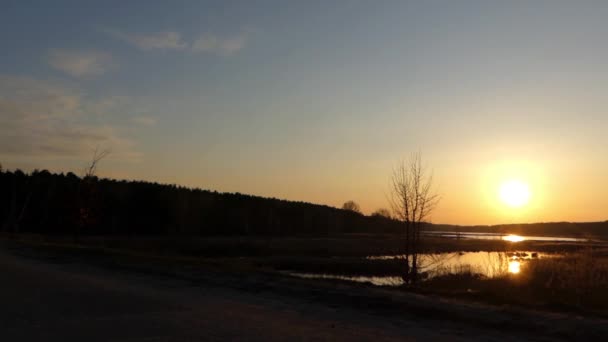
[[499, 180, 531, 208]]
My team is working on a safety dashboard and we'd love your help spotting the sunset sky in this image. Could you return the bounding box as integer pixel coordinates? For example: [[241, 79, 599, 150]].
[[1, 1, 607, 225]]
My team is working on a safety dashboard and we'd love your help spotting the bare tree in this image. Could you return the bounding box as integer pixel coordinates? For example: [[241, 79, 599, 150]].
[[389, 152, 439, 284], [76, 148, 110, 239], [342, 200, 361, 214], [83, 147, 111, 179]]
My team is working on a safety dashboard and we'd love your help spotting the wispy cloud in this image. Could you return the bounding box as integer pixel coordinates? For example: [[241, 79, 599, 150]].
[[131, 116, 157, 126], [192, 32, 249, 56], [0, 76, 139, 160], [104, 28, 250, 55], [105, 29, 187, 51], [84, 96, 132, 116], [47, 49, 113, 78]]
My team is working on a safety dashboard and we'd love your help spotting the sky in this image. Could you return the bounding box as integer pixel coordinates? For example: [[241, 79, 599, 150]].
[[1, 0, 607, 225]]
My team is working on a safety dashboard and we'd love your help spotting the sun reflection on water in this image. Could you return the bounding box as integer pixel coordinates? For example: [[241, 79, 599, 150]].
[[288, 251, 547, 286], [503, 234, 525, 242], [508, 260, 521, 274]]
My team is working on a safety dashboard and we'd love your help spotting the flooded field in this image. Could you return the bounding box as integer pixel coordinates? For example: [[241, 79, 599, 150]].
[[287, 250, 551, 286]]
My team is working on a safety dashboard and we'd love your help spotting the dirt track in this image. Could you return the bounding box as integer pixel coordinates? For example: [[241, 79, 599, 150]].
[[0, 247, 604, 341]]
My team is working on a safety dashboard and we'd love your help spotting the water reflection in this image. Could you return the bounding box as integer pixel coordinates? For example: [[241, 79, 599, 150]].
[[414, 251, 538, 278], [288, 251, 548, 286], [503, 234, 525, 242], [508, 260, 521, 274], [423, 231, 586, 242], [286, 272, 405, 286]]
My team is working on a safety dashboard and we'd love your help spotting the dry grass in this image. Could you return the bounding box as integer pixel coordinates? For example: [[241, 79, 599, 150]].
[[520, 247, 608, 309], [423, 247, 608, 314]]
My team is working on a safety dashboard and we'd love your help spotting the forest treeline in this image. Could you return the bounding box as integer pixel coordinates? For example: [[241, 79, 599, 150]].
[[0, 169, 401, 236], [2, 168, 607, 237]]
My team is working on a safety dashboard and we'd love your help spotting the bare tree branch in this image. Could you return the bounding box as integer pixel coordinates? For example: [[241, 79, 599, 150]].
[[388, 152, 440, 284], [83, 147, 111, 179]]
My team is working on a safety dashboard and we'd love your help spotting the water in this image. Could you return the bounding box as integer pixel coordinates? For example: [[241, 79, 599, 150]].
[[367, 251, 546, 277], [423, 231, 586, 242], [288, 251, 551, 287], [286, 232, 587, 286], [286, 273, 405, 286]]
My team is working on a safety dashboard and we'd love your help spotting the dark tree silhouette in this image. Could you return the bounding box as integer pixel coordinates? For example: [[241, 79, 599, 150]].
[[389, 152, 439, 284], [342, 200, 362, 214], [0, 168, 404, 237], [76, 148, 110, 239], [371, 208, 392, 219]]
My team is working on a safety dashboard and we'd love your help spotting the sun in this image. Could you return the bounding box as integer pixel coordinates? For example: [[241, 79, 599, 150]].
[[498, 180, 530, 208]]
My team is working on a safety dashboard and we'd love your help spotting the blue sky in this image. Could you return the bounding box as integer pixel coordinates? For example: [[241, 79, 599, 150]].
[[2, 1, 608, 224]]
